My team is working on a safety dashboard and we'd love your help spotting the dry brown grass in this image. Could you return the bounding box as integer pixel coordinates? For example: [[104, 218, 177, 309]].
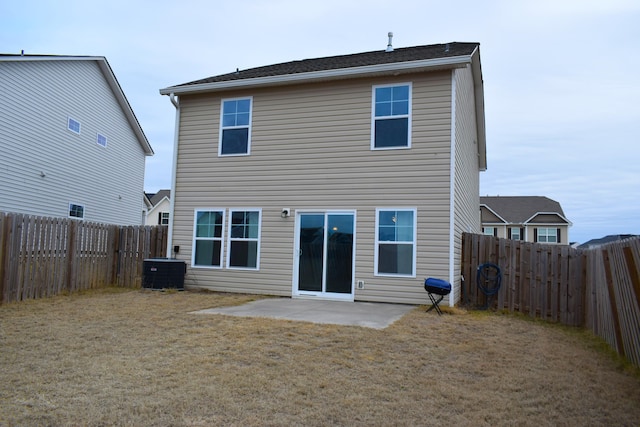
[[0, 288, 639, 427]]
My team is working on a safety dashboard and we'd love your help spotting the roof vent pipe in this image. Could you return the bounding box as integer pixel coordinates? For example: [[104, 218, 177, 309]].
[[386, 32, 394, 52]]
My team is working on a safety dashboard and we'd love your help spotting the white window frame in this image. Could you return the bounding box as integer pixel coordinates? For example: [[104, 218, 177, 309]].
[[371, 83, 412, 150], [226, 208, 262, 270], [160, 212, 169, 225], [374, 208, 417, 277], [219, 96, 253, 157], [537, 227, 558, 243], [510, 227, 521, 240], [192, 209, 226, 269], [97, 133, 107, 148], [483, 227, 496, 236], [68, 202, 85, 219], [67, 117, 81, 134]]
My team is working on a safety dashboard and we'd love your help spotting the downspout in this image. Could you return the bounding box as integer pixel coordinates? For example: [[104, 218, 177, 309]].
[[167, 93, 180, 258], [448, 70, 457, 306]]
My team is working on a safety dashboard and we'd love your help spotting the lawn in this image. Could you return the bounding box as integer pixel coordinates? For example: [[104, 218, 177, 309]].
[[1, 288, 639, 426]]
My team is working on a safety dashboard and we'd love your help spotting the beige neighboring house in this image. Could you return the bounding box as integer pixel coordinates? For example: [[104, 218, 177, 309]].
[[480, 196, 572, 244], [144, 190, 171, 225], [159, 39, 487, 305]]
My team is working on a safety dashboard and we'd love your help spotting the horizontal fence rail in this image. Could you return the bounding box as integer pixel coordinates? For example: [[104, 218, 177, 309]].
[[461, 232, 640, 367], [0, 212, 167, 304]]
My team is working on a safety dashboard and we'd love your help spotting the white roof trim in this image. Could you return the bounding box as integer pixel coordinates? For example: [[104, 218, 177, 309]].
[[159, 55, 472, 96], [146, 197, 170, 216], [523, 212, 573, 226]]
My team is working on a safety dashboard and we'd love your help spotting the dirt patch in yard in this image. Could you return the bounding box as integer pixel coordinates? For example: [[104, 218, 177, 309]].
[[0, 288, 639, 426]]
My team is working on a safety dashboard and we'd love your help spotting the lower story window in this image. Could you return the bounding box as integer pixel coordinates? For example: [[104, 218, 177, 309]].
[[375, 208, 416, 277], [536, 227, 559, 243], [509, 227, 522, 240], [482, 227, 496, 236], [228, 209, 261, 269], [193, 210, 225, 267], [69, 203, 84, 219]]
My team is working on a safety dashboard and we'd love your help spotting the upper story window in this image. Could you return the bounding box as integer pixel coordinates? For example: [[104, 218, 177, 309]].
[[536, 227, 559, 243], [219, 97, 252, 156], [69, 203, 84, 219], [375, 208, 416, 277], [68, 117, 81, 134], [372, 83, 411, 150], [97, 133, 108, 148]]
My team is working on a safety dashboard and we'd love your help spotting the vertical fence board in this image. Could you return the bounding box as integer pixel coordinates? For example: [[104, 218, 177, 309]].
[[0, 213, 7, 303]]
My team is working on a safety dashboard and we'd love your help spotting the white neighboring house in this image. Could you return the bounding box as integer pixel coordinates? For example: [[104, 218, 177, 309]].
[[0, 54, 154, 225], [144, 190, 171, 225]]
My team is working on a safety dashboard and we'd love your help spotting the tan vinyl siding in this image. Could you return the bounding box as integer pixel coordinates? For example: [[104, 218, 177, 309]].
[[452, 67, 482, 304], [480, 206, 503, 222], [172, 71, 455, 304]]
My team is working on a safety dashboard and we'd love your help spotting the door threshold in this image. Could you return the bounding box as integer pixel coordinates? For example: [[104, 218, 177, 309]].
[[293, 294, 354, 302]]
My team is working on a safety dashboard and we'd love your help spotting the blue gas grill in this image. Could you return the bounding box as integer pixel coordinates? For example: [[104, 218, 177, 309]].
[[424, 278, 452, 315]]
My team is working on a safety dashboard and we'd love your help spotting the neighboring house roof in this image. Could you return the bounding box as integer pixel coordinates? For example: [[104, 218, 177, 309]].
[[160, 41, 486, 170], [0, 53, 154, 156], [480, 196, 571, 225], [145, 189, 171, 207], [578, 234, 638, 248]]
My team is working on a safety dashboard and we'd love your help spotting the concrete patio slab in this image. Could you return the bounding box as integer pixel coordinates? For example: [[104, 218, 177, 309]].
[[192, 298, 416, 329]]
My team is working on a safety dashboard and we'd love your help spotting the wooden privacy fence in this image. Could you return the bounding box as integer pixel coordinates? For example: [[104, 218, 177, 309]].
[[0, 212, 168, 304], [583, 238, 640, 368], [461, 233, 584, 325], [461, 232, 640, 367]]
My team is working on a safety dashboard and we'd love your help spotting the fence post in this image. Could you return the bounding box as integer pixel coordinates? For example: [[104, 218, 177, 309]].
[[623, 246, 640, 315], [66, 220, 78, 292], [0, 213, 7, 303], [602, 249, 625, 358]]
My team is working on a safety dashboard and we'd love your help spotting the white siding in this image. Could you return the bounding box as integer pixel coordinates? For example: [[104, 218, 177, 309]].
[[0, 60, 146, 225], [145, 198, 171, 225], [452, 66, 483, 304], [171, 71, 467, 304]]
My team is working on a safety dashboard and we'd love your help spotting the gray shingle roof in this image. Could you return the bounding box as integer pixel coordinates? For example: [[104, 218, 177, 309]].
[[480, 196, 567, 224], [145, 190, 170, 207], [173, 42, 479, 88]]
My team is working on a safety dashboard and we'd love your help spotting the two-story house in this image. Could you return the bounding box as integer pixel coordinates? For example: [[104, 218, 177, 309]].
[[480, 196, 571, 244], [0, 54, 153, 225], [159, 40, 486, 305]]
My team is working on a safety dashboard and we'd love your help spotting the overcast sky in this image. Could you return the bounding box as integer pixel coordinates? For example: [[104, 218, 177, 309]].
[[2, 0, 638, 243]]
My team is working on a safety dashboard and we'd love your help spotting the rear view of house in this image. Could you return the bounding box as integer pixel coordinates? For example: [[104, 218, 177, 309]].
[[160, 39, 487, 305], [0, 54, 153, 225]]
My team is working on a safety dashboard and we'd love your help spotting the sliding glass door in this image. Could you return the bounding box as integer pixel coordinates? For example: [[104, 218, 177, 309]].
[[295, 212, 355, 299]]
